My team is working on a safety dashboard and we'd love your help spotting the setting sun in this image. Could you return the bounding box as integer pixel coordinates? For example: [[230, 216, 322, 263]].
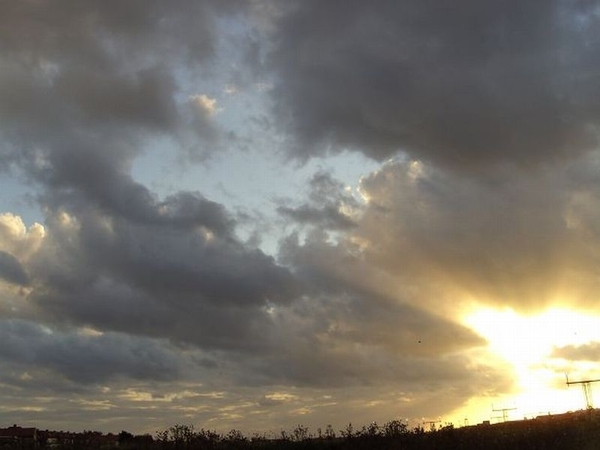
[[456, 308, 600, 422]]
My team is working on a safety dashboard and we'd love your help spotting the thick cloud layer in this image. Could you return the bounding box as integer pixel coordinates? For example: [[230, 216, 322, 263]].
[[0, 320, 183, 383], [2, 0, 598, 435], [340, 157, 600, 312], [0, 251, 29, 286], [269, 0, 600, 168]]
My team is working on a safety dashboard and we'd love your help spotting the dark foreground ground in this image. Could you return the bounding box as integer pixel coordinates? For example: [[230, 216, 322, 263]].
[[129, 409, 600, 450], [4, 409, 600, 450]]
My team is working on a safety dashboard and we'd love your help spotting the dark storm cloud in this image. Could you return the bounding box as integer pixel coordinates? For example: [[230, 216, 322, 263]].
[[0, 319, 182, 383], [0, 251, 29, 286], [269, 0, 600, 167], [18, 202, 300, 355], [39, 151, 235, 235], [0, 0, 247, 180]]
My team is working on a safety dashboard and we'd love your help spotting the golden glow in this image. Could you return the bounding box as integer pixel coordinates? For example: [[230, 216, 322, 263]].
[[264, 392, 298, 402], [190, 94, 218, 115], [407, 160, 424, 182], [455, 308, 600, 423], [464, 308, 600, 367], [0, 213, 45, 258], [78, 326, 104, 337]]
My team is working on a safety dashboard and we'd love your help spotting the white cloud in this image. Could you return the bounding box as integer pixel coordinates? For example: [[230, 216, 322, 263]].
[[191, 94, 219, 116], [0, 213, 45, 260]]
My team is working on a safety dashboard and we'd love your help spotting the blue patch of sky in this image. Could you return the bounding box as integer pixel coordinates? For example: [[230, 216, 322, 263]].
[[131, 127, 379, 257], [1, 12, 381, 253], [131, 14, 381, 256], [0, 171, 42, 227]]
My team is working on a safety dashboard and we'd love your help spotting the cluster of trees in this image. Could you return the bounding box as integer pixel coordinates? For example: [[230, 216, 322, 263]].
[[4, 411, 600, 449], [124, 412, 600, 450], [147, 420, 416, 449]]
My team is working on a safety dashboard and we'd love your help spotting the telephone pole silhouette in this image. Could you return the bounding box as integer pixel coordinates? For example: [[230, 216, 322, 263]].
[[491, 405, 516, 422], [566, 374, 600, 409]]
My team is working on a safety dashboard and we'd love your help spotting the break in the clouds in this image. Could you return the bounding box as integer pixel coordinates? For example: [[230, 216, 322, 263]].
[[1, 0, 600, 435]]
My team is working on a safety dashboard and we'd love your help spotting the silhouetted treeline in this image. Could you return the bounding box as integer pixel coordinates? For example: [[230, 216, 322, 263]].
[[122, 411, 600, 450], [3, 410, 600, 450]]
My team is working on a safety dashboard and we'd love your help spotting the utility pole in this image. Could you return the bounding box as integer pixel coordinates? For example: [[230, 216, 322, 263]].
[[566, 374, 600, 409], [491, 405, 516, 423]]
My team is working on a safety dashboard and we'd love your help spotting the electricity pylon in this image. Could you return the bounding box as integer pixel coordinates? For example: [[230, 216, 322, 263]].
[[566, 374, 600, 409]]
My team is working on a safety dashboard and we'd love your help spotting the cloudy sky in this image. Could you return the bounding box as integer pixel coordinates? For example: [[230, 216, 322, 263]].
[[2, 0, 600, 435]]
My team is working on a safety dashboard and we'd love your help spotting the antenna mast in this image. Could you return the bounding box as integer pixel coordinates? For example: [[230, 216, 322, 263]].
[[566, 374, 600, 409], [491, 405, 516, 422]]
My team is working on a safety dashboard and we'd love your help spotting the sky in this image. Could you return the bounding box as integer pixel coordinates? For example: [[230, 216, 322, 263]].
[[2, 0, 600, 436]]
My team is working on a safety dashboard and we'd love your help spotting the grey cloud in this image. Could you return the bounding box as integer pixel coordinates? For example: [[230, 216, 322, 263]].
[[239, 229, 507, 392], [344, 157, 600, 312], [552, 342, 600, 361], [20, 194, 498, 392], [0, 319, 182, 383], [278, 233, 485, 357], [0, 1, 233, 67], [31, 141, 234, 237], [275, 150, 600, 339], [175, 94, 230, 162], [277, 171, 358, 230], [248, 346, 505, 395], [307, 172, 351, 204], [54, 67, 179, 132], [0, 251, 29, 286], [247, 326, 491, 389], [32, 277, 287, 353], [157, 192, 235, 233], [277, 205, 357, 230], [0, 0, 248, 205], [188, 95, 222, 143], [268, 0, 600, 168], [26, 204, 300, 352]]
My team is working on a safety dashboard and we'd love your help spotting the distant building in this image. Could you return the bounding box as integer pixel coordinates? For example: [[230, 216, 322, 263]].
[[0, 424, 38, 445]]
